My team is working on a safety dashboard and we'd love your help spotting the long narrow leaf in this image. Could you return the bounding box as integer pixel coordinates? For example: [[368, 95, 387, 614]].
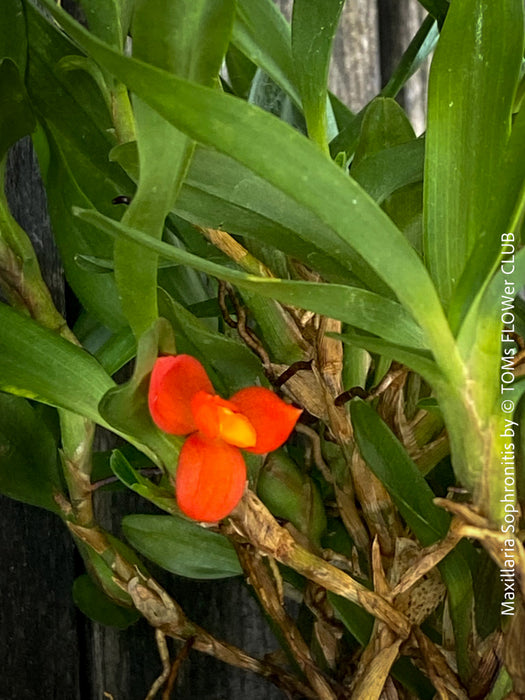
[[334, 332, 442, 386], [115, 0, 234, 338], [0, 302, 114, 424], [450, 103, 525, 332], [233, 0, 300, 107], [291, 0, 345, 150], [75, 208, 428, 349], [424, 0, 523, 309], [350, 399, 474, 681]]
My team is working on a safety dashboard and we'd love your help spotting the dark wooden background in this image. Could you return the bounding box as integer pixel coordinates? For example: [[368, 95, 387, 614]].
[[1, 2, 428, 698]]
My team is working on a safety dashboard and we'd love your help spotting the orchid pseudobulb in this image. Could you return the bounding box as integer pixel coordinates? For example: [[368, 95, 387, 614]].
[[148, 355, 302, 522]]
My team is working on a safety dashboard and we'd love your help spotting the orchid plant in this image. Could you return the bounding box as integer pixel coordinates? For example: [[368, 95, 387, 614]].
[[1, 0, 524, 698]]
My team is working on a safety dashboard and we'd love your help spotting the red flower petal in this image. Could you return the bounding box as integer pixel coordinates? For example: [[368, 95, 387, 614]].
[[175, 433, 246, 522], [229, 387, 302, 454], [191, 391, 256, 448], [148, 355, 214, 435]]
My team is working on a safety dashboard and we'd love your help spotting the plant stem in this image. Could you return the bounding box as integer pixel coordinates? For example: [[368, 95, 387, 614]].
[[111, 82, 137, 144], [229, 491, 412, 639]]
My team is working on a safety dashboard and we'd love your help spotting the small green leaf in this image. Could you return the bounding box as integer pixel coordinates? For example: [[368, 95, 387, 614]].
[[110, 449, 178, 514], [0, 393, 64, 513], [352, 97, 416, 168], [257, 450, 327, 547], [122, 514, 242, 579], [73, 574, 141, 629], [99, 318, 182, 471], [75, 531, 148, 607]]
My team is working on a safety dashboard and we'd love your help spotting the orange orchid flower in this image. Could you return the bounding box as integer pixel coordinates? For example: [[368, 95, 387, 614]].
[[148, 354, 302, 522]]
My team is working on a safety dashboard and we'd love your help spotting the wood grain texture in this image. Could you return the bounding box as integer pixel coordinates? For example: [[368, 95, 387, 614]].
[[1, 2, 431, 698], [378, 0, 430, 134], [2, 141, 80, 700]]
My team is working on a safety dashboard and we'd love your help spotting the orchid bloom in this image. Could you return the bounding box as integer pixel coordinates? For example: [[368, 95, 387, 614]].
[[148, 354, 302, 522]]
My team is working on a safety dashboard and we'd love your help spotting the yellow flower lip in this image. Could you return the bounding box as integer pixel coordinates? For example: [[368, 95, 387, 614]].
[[216, 406, 257, 448], [191, 391, 257, 448]]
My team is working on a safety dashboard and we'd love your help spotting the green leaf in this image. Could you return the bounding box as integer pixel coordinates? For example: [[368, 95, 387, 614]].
[[99, 97, 378, 290], [176, 146, 371, 287], [232, 0, 300, 106], [424, 0, 524, 309], [350, 398, 474, 681], [24, 4, 130, 330], [0, 302, 114, 423], [487, 668, 513, 700], [158, 290, 268, 395], [73, 574, 141, 629], [36, 0, 453, 363], [99, 318, 182, 471], [74, 209, 428, 350], [0, 59, 36, 159], [450, 102, 525, 333], [45, 139, 127, 330], [0, 0, 27, 72], [335, 332, 441, 386], [351, 399, 450, 544], [329, 16, 438, 157], [381, 14, 439, 99], [122, 514, 242, 579], [91, 443, 155, 492], [291, 0, 345, 150], [0, 393, 64, 513], [225, 44, 257, 99], [110, 449, 178, 514], [352, 97, 416, 168], [114, 0, 235, 338], [257, 451, 327, 547], [94, 327, 136, 376], [75, 530, 148, 607], [350, 139, 424, 205], [25, 4, 124, 200], [416, 0, 448, 23], [76, 0, 128, 49]]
